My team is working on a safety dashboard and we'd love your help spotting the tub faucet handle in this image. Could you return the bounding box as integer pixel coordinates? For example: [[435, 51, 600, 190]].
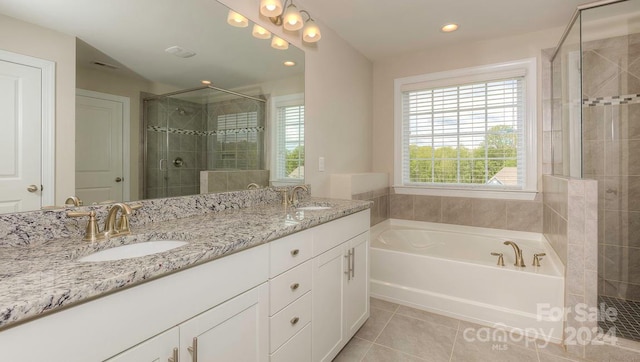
[[490, 252, 505, 266], [532, 253, 546, 267]]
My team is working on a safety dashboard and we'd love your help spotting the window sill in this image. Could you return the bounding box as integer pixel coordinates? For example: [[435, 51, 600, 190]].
[[393, 185, 538, 201]]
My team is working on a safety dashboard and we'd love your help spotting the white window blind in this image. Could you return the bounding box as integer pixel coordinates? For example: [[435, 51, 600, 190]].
[[276, 105, 304, 179], [402, 77, 525, 189]]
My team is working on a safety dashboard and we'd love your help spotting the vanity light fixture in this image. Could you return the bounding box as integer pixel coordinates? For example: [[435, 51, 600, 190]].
[[252, 24, 272, 39], [271, 36, 289, 50], [259, 0, 322, 43], [283, 61, 296, 66], [441, 23, 459, 32], [201, 80, 212, 85], [227, 10, 249, 28]]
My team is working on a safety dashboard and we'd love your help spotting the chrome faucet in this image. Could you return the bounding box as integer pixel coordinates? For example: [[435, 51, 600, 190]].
[[104, 203, 133, 237], [504, 240, 526, 267], [289, 185, 308, 206], [247, 183, 260, 189]]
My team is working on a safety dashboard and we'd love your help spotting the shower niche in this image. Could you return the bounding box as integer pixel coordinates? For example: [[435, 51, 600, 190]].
[[143, 86, 268, 199]]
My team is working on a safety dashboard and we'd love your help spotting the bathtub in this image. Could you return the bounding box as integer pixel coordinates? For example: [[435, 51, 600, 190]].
[[370, 219, 564, 343]]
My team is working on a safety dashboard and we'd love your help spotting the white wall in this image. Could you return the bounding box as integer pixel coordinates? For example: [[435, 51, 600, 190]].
[[372, 27, 565, 191], [218, 0, 373, 197], [0, 13, 76, 205]]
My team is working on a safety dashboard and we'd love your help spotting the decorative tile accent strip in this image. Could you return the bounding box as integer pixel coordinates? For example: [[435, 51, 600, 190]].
[[147, 126, 264, 136], [583, 93, 640, 107]]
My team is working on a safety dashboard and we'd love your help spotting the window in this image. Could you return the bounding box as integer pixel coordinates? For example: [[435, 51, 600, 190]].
[[394, 59, 537, 199], [271, 94, 304, 182]]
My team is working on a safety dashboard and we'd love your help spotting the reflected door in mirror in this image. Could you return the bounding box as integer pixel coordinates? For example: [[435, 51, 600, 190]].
[[76, 90, 128, 204], [0, 57, 42, 213]]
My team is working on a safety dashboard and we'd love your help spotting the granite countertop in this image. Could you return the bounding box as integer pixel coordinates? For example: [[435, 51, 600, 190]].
[[0, 198, 370, 330]]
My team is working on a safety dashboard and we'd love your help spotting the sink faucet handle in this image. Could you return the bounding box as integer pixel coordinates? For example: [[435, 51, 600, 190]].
[[66, 210, 102, 242], [532, 253, 546, 267], [117, 204, 143, 234], [490, 252, 505, 266]]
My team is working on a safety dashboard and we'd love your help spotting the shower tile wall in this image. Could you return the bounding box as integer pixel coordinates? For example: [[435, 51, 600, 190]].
[[145, 98, 207, 198], [206, 98, 265, 171], [580, 33, 640, 301]]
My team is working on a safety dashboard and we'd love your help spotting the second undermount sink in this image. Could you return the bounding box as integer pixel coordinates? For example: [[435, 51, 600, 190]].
[[78, 241, 188, 262], [296, 206, 332, 211]]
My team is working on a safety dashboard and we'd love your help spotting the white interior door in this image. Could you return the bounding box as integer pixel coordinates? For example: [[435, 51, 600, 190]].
[[75, 90, 126, 204], [0, 59, 42, 213]]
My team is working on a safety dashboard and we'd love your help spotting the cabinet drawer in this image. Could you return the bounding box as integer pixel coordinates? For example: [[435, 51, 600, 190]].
[[312, 210, 370, 256], [270, 323, 311, 362], [270, 260, 312, 315], [270, 229, 312, 277], [269, 292, 311, 352]]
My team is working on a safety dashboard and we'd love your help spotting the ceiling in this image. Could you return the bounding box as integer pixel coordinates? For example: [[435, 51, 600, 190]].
[[0, 0, 304, 90], [302, 0, 589, 61]]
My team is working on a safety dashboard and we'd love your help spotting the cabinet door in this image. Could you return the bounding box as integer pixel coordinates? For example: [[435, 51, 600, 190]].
[[105, 327, 179, 362], [344, 232, 370, 338], [311, 244, 347, 362], [179, 283, 269, 362]]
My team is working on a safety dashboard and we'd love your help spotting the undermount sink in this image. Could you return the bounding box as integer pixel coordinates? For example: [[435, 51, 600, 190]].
[[78, 241, 188, 262], [296, 206, 332, 211]]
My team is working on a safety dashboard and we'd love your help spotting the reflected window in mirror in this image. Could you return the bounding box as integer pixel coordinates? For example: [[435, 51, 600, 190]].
[[272, 94, 304, 183]]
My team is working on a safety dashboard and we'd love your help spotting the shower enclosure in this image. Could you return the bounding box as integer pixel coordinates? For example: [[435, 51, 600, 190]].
[[551, 0, 640, 342], [143, 86, 267, 199]]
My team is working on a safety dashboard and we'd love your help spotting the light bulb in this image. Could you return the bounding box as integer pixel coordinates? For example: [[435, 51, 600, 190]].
[[441, 23, 459, 32], [282, 4, 303, 31], [260, 0, 283, 17], [302, 19, 321, 42], [271, 36, 289, 50], [252, 24, 272, 39], [227, 10, 248, 28]]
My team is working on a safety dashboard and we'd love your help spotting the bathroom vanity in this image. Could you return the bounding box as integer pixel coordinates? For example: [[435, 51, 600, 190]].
[[0, 191, 370, 362]]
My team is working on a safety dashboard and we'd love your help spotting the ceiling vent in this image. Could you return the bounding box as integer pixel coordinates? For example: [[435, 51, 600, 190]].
[[165, 46, 197, 58]]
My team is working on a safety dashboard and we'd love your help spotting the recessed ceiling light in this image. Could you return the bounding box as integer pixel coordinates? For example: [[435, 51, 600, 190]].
[[201, 80, 212, 85], [283, 61, 296, 67], [441, 23, 459, 32]]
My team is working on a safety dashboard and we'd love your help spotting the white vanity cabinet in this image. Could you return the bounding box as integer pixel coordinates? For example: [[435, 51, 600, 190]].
[[0, 244, 270, 362], [0, 209, 370, 362], [312, 211, 370, 362], [107, 284, 269, 362]]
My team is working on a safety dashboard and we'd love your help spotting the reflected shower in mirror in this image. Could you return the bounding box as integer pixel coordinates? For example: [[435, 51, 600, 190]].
[[0, 0, 305, 211]]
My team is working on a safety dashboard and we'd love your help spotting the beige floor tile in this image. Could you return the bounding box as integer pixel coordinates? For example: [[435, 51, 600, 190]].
[[356, 307, 394, 342], [370, 297, 400, 313], [450, 337, 538, 362], [457, 320, 538, 350], [362, 344, 426, 362], [374, 314, 456, 361], [395, 305, 459, 329], [584, 343, 640, 362], [537, 341, 590, 361], [334, 337, 372, 362]]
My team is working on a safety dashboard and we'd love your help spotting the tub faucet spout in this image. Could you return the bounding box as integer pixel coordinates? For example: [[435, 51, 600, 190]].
[[504, 241, 526, 267]]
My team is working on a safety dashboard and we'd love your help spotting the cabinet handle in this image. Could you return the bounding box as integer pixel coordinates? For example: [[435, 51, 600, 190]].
[[344, 253, 351, 281], [290, 316, 300, 325], [168, 347, 179, 362], [351, 247, 355, 278], [290, 249, 299, 256], [290, 282, 300, 291], [187, 337, 198, 362]]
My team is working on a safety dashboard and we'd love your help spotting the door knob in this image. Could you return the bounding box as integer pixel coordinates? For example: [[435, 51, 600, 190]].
[[115, 177, 123, 182], [27, 185, 39, 193]]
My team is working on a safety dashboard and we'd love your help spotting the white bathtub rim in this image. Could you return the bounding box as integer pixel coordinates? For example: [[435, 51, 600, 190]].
[[373, 219, 545, 243]]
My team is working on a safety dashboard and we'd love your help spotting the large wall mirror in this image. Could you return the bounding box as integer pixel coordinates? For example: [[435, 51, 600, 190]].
[[0, 0, 305, 213]]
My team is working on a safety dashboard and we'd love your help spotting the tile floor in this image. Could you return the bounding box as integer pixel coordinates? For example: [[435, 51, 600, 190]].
[[333, 298, 592, 362]]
